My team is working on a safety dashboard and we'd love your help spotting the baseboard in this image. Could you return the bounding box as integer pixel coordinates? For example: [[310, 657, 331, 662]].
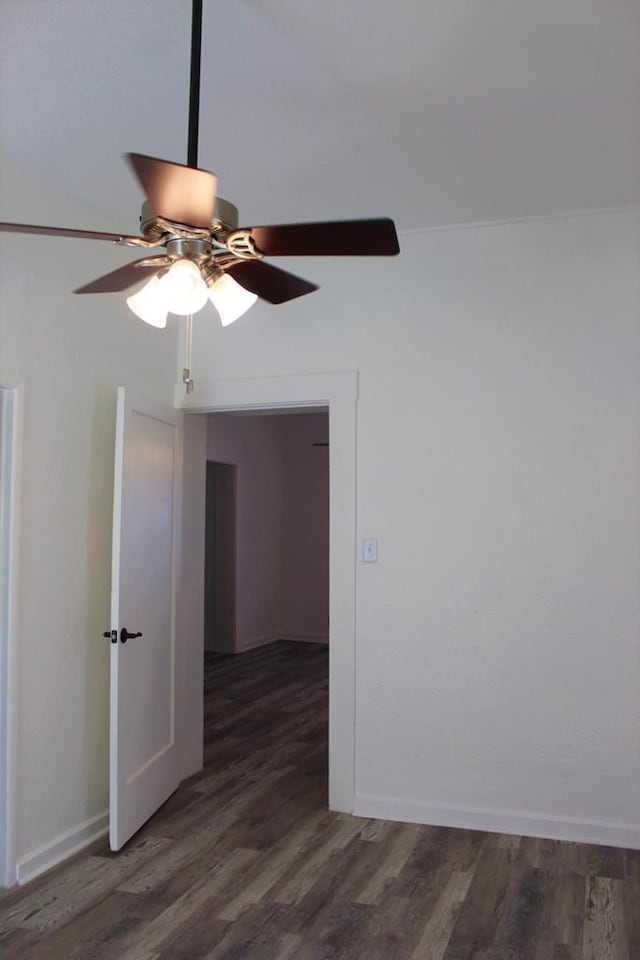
[[278, 633, 329, 645], [16, 810, 109, 885], [237, 633, 280, 652], [237, 633, 329, 652], [353, 793, 640, 851]]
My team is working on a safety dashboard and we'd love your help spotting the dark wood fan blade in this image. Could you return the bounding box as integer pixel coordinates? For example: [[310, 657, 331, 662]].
[[74, 258, 165, 294], [0, 221, 126, 242], [247, 217, 400, 257], [226, 261, 318, 304], [125, 153, 218, 229]]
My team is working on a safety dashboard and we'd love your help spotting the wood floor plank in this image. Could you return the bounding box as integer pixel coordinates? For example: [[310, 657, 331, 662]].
[[621, 876, 640, 959], [356, 874, 459, 960], [2, 640, 639, 960], [153, 915, 231, 960], [441, 835, 521, 959], [537, 868, 584, 949], [216, 810, 330, 921], [354, 821, 422, 904], [202, 902, 291, 960], [0, 836, 171, 932], [492, 864, 547, 960], [306, 901, 381, 960], [268, 813, 369, 907], [117, 768, 291, 896], [583, 875, 629, 960], [407, 868, 475, 960], [31, 890, 156, 960], [0, 925, 49, 960], [116, 848, 258, 960]]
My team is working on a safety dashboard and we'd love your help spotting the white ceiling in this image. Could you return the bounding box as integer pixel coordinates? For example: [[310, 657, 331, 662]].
[[1, 0, 639, 233]]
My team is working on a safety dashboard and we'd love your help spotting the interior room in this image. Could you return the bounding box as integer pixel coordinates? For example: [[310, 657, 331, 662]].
[[0, 1, 638, 956]]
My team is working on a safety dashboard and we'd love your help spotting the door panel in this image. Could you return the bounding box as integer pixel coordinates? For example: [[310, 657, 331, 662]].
[[110, 388, 181, 851]]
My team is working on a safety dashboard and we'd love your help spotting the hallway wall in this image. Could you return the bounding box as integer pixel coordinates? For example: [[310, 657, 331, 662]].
[[278, 412, 329, 642], [207, 415, 283, 651]]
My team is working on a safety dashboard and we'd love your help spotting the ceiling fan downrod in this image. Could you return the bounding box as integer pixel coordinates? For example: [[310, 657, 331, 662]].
[[188, 0, 203, 169], [183, 0, 203, 393]]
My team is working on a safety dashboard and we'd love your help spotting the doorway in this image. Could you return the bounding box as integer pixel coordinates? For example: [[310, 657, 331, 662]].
[[204, 411, 329, 655], [179, 370, 357, 813]]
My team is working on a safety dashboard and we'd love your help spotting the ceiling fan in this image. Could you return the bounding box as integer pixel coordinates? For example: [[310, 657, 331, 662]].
[[0, 1, 399, 333]]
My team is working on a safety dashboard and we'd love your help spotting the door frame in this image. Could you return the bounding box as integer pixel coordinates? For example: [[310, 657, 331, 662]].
[[0, 378, 22, 887], [176, 372, 357, 813]]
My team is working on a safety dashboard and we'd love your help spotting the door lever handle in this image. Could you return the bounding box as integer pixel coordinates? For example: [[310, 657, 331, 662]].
[[120, 628, 143, 643]]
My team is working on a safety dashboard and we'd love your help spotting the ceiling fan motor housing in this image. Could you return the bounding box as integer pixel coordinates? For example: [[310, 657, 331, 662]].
[[139, 198, 239, 243], [214, 197, 239, 231]]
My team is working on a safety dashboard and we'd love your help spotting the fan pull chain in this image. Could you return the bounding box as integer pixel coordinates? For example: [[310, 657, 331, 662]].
[[183, 313, 194, 394]]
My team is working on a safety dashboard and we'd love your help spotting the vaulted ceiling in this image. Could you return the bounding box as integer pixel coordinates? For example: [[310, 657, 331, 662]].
[[1, 0, 639, 234]]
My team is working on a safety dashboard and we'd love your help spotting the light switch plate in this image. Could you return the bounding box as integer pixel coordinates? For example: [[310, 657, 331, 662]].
[[362, 538, 378, 563]]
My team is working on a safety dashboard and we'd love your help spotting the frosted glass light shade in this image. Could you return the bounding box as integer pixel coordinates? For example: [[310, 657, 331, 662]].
[[126, 275, 168, 328], [157, 258, 208, 316], [208, 273, 258, 326]]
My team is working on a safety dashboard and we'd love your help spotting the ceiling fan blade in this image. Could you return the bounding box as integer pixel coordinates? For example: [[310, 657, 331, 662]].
[[226, 261, 318, 304], [74, 257, 167, 294], [125, 153, 218, 230], [0, 221, 126, 242], [246, 217, 400, 257]]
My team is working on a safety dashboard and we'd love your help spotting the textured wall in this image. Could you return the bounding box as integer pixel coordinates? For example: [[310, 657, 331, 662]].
[[0, 153, 180, 879], [189, 207, 640, 847]]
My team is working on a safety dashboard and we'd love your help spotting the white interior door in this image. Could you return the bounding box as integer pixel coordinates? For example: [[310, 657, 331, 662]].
[[109, 387, 182, 851]]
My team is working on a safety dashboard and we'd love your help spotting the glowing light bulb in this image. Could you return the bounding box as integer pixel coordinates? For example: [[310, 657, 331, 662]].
[[158, 259, 208, 316], [126, 275, 168, 328], [208, 272, 258, 326]]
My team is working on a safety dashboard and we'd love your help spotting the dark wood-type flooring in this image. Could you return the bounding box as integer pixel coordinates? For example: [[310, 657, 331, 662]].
[[1, 640, 638, 959]]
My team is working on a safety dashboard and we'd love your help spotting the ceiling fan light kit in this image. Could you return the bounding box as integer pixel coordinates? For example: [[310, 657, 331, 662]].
[[158, 258, 209, 316], [126, 276, 168, 328], [0, 0, 400, 392], [203, 264, 258, 327]]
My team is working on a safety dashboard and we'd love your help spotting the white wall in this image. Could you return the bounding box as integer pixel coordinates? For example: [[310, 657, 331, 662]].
[[187, 206, 640, 847], [0, 153, 180, 881]]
